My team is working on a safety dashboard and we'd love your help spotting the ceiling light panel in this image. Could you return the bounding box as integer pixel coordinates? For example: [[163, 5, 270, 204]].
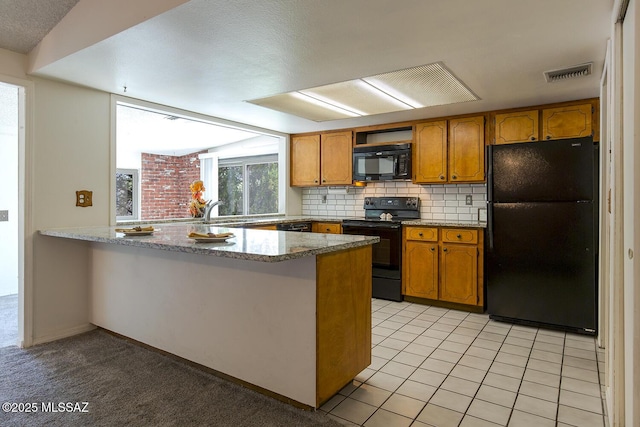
[[301, 80, 412, 116], [364, 62, 479, 108], [249, 92, 358, 122], [247, 62, 479, 121]]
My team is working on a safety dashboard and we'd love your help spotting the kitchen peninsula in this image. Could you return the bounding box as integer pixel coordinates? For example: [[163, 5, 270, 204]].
[[39, 223, 378, 409]]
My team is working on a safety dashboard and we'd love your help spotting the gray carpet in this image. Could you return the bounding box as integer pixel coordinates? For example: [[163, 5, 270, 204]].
[[0, 293, 18, 347], [0, 330, 343, 426]]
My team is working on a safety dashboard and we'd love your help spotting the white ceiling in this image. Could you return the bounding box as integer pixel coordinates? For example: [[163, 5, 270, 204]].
[[17, 0, 614, 135]]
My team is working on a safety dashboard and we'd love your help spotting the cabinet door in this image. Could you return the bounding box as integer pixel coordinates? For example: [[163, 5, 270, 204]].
[[440, 244, 478, 305], [320, 131, 353, 185], [291, 135, 320, 186], [542, 104, 592, 140], [414, 120, 448, 183], [448, 116, 485, 182], [494, 110, 539, 144], [404, 241, 439, 299]]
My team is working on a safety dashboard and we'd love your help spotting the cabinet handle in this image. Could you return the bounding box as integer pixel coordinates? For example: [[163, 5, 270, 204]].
[[325, 228, 330, 232], [439, 175, 445, 180], [452, 175, 457, 180], [456, 234, 462, 239], [418, 232, 423, 237], [443, 247, 448, 252], [430, 247, 435, 252], [322, 179, 326, 183], [546, 135, 551, 140], [314, 180, 318, 183], [531, 137, 536, 141]]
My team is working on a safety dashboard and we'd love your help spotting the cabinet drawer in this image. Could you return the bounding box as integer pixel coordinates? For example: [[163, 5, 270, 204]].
[[406, 227, 438, 242], [441, 228, 478, 244], [313, 222, 342, 234]]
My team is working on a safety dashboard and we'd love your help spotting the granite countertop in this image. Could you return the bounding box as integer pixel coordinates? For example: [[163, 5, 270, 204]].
[[129, 216, 486, 228], [39, 223, 379, 263]]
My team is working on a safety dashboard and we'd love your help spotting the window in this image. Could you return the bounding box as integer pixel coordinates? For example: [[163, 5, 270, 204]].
[[218, 155, 278, 216], [116, 169, 139, 220]]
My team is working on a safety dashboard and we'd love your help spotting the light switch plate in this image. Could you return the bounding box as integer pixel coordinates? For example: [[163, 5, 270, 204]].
[[0, 210, 7, 222], [465, 195, 473, 205]]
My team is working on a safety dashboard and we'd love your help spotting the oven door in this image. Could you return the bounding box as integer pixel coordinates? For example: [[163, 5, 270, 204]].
[[342, 223, 403, 301], [341, 224, 401, 271]]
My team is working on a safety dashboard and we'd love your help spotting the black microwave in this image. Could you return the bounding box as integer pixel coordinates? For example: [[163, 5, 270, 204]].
[[352, 143, 412, 181]]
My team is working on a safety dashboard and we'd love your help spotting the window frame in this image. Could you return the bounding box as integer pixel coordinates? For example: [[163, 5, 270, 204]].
[[115, 168, 140, 221], [218, 154, 279, 216]]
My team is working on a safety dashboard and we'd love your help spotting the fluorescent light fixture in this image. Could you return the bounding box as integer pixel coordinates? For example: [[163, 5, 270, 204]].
[[247, 62, 479, 122], [292, 92, 362, 117]]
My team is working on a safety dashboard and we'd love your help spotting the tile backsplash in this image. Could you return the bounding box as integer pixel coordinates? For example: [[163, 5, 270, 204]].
[[302, 181, 487, 222]]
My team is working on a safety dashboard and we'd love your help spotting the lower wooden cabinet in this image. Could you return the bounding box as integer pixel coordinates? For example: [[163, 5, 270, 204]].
[[312, 222, 342, 234], [403, 226, 484, 309]]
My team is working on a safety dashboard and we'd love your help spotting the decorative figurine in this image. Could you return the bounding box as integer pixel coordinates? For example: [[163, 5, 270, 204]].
[[188, 180, 207, 218]]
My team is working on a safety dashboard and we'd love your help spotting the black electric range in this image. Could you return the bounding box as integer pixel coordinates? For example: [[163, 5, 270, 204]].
[[342, 197, 420, 301]]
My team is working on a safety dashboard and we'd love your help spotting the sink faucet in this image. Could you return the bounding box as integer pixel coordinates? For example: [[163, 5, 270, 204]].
[[203, 200, 223, 222]]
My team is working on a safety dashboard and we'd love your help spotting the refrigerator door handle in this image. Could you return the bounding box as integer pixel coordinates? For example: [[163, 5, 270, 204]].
[[487, 202, 494, 250], [486, 145, 494, 250]]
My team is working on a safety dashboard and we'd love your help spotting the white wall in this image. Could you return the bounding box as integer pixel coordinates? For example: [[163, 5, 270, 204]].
[[1, 48, 113, 344], [0, 83, 19, 296], [29, 77, 112, 343], [621, 0, 640, 423]]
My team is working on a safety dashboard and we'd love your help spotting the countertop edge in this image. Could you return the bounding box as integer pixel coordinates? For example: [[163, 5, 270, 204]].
[[39, 228, 380, 263]]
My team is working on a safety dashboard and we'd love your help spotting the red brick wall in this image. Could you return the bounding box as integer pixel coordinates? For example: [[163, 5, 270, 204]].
[[140, 150, 206, 220]]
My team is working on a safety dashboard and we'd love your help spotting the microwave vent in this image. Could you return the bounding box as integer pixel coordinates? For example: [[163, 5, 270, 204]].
[[544, 63, 593, 83]]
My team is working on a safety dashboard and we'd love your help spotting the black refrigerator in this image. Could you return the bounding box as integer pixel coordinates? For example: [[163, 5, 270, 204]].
[[486, 137, 598, 334]]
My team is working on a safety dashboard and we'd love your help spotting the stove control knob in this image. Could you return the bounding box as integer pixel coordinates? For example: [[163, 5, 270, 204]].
[[364, 198, 371, 206]]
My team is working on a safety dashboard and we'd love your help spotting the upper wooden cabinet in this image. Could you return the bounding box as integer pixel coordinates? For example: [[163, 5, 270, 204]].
[[448, 116, 485, 182], [290, 135, 321, 186], [492, 101, 596, 145], [320, 131, 353, 185], [494, 110, 539, 144], [291, 131, 353, 187], [542, 103, 593, 140], [413, 117, 485, 184], [414, 120, 448, 183]]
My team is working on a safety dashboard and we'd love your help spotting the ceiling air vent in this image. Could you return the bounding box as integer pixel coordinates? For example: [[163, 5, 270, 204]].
[[544, 63, 593, 83]]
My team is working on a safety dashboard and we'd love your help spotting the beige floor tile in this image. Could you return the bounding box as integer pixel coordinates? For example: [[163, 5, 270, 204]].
[[513, 394, 558, 420], [518, 380, 559, 402], [475, 384, 517, 408], [350, 384, 393, 407], [559, 389, 603, 414], [330, 397, 378, 425], [416, 403, 464, 427], [466, 398, 512, 425], [380, 393, 426, 419], [440, 376, 481, 397], [394, 380, 437, 402], [557, 404, 604, 427], [363, 409, 412, 427], [429, 389, 473, 413], [508, 409, 555, 427], [379, 360, 417, 379]]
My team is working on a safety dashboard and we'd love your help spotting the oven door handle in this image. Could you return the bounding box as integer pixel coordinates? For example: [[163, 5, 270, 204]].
[[343, 223, 402, 230]]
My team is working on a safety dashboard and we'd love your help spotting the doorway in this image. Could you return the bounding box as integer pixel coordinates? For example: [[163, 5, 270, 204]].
[[0, 82, 19, 347]]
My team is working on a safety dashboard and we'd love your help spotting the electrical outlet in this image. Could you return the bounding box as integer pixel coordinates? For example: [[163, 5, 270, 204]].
[[465, 195, 473, 205], [0, 210, 8, 222], [322, 195, 327, 203]]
